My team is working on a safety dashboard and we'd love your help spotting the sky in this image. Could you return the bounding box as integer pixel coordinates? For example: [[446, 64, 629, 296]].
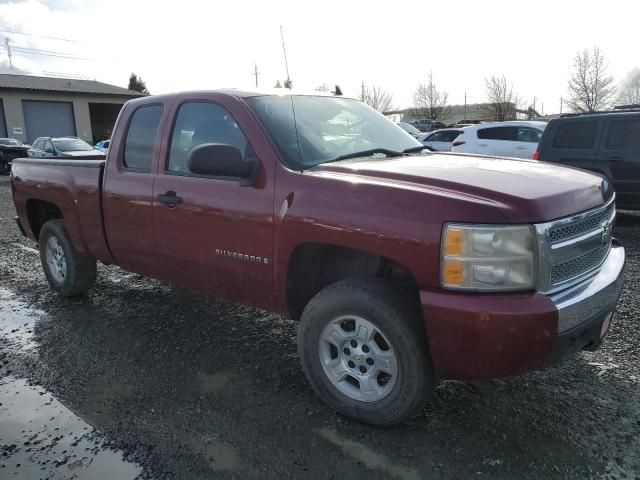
[[0, 0, 638, 114]]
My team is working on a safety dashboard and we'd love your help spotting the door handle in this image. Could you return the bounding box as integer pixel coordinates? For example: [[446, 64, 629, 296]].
[[157, 191, 183, 207], [607, 156, 623, 162], [478, 143, 488, 147], [515, 146, 526, 150]]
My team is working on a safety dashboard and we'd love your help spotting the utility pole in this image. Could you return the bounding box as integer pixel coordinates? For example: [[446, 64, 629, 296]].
[[5, 38, 13, 70], [361, 80, 365, 101], [464, 91, 467, 119], [252, 63, 260, 88], [560, 97, 563, 114]]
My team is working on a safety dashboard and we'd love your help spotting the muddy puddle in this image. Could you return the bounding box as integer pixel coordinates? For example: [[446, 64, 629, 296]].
[[0, 289, 142, 479]]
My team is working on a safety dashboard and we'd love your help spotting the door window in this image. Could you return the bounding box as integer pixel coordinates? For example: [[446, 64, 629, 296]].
[[552, 121, 598, 149], [44, 140, 54, 153], [123, 104, 163, 171], [607, 120, 640, 149], [477, 127, 517, 141], [444, 130, 463, 142], [167, 102, 248, 174], [517, 127, 543, 143]]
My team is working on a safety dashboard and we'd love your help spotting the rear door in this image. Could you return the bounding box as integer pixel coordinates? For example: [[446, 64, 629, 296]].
[[544, 119, 601, 174], [515, 126, 543, 159], [476, 126, 517, 156], [151, 97, 275, 309], [103, 103, 165, 277], [600, 117, 640, 207]]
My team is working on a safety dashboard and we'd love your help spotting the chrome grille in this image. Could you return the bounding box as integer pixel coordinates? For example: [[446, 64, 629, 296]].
[[548, 202, 615, 243], [550, 245, 610, 284], [535, 196, 616, 294]]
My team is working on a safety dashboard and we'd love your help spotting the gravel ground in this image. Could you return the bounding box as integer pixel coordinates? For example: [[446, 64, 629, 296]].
[[0, 175, 639, 480]]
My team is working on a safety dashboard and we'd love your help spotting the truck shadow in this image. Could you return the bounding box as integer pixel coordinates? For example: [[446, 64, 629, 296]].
[[5, 268, 637, 480]]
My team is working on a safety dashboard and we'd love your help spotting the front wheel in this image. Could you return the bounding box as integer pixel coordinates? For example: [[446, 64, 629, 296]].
[[39, 220, 97, 296], [297, 278, 434, 426]]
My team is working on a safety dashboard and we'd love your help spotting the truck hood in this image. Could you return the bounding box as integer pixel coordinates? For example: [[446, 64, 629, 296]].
[[61, 150, 106, 159], [310, 153, 612, 223]]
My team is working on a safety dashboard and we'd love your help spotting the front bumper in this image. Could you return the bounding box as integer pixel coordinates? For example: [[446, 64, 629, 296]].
[[421, 244, 625, 380]]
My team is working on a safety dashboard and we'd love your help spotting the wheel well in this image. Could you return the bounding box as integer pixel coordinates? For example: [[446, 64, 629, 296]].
[[26, 200, 63, 240], [286, 243, 419, 320]]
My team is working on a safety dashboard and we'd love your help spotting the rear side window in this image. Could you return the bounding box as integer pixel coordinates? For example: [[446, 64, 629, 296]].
[[607, 119, 640, 149], [477, 127, 517, 141], [552, 121, 597, 149], [123, 104, 163, 170], [444, 130, 463, 142]]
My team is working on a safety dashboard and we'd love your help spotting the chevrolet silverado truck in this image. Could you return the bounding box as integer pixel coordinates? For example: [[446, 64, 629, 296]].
[[11, 91, 625, 426]]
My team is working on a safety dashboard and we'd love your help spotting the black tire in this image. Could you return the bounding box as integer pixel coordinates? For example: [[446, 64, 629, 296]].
[[297, 277, 434, 427], [0, 154, 7, 175], [39, 220, 97, 296]]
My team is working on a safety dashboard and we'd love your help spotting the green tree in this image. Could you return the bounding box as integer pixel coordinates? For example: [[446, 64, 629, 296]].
[[128, 73, 150, 94]]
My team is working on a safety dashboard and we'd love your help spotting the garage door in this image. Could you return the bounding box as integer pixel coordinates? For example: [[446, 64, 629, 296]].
[[23, 100, 76, 143]]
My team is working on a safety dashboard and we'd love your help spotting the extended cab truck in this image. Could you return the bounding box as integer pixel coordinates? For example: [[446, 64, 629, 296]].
[[11, 91, 625, 426]]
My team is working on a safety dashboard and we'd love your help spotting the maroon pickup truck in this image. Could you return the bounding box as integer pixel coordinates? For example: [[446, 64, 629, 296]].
[[11, 91, 625, 426]]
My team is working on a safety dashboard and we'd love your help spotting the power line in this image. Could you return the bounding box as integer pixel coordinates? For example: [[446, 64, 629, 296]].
[[0, 45, 90, 61], [0, 29, 81, 43]]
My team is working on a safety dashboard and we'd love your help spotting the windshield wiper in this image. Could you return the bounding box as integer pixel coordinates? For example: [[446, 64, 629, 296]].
[[402, 145, 433, 153], [326, 148, 404, 163]]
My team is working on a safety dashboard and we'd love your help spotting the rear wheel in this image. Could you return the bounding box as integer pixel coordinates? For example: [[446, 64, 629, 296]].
[[0, 153, 8, 175], [39, 220, 97, 296], [298, 278, 434, 426]]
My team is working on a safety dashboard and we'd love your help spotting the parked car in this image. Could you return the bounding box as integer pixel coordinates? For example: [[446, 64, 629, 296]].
[[395, 122, 422, 138], [420, 128, 464, 151], [536, 109, 640, 210], [410, 119, 445, 132], [95, 140, 110, 152], [451, 121, 547, 159], [11, 90, 624, 426], [0, 137, 29, 174], [28, 137, 105, 159]]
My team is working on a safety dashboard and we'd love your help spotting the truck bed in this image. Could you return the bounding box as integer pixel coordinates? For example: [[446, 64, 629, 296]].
[[12, 157, 114, 264]]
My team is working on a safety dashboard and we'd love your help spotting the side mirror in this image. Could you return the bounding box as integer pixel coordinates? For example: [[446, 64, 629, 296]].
[[187, 143, 259, 186]]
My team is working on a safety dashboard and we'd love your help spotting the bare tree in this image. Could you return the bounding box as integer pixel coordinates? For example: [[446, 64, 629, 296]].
[[567, 47, 616, 112], [484, 75, 520, 120], [361, 84, 394, 113], [411, 72, 449, 121], [315, 83, 331, 92], [618, 69, 640, 106]]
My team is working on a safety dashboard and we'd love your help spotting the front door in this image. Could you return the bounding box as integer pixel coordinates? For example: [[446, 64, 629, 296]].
[[514, 126, 543, 159], [152, 100, 274, 309]]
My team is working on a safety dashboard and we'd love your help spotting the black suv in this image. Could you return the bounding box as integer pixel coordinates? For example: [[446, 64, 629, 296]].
[[536, 109, 640, 210]]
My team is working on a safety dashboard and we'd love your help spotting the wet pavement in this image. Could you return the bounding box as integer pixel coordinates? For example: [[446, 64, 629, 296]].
[[1, 176, 640, 479]]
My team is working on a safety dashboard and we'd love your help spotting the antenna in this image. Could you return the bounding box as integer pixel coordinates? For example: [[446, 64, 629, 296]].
[[279, 26, 302, 170], [280, 25, 291, 88], [5, 37, 13, 70]]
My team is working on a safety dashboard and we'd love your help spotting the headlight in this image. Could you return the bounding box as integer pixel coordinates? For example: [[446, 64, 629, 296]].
[[441, 223, 536, 291]]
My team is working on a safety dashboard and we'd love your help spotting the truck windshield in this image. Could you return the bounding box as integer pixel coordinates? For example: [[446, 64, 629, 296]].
[[53, 138, 95, 152], [246, 95, 422, 170]]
